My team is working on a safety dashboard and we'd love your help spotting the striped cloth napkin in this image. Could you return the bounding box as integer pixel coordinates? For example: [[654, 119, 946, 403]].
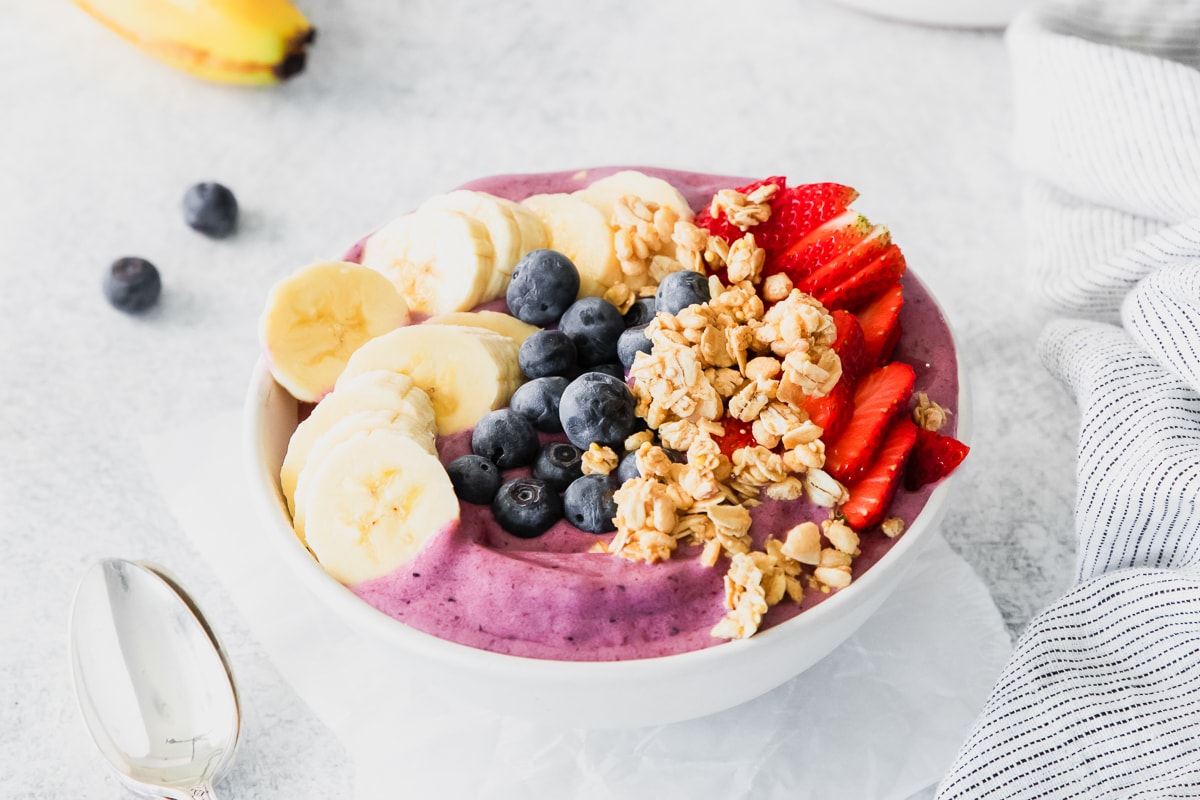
[[937, 3, 1200, 797]]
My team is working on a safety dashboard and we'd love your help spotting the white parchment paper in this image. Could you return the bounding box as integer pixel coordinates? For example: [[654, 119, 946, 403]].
[[143, 413, 1011, 799]]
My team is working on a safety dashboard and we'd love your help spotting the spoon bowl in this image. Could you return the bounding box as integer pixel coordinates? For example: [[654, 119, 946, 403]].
[[69, 559, 240, 799]]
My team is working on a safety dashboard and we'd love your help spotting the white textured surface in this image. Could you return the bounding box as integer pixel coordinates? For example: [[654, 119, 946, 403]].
[[0, 1, 1076, 797]]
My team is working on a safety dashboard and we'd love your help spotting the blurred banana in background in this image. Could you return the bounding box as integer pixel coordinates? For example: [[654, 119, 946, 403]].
[[72, 0, 315, 85]]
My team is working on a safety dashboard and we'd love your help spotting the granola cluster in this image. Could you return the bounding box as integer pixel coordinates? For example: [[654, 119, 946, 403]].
[[602, 197, 691, 313]]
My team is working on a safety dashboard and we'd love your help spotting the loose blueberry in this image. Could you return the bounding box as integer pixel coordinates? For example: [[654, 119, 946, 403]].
[[471, 409, 539, 468], [616, 450, 642, 484], [519, 330, 577, 379], [563, 474, 619, 533], [509, 376, 569, 433], [183, 182, 238, 238], [655, 269, 711, 316], [506, 250, 580, 326], [617, 325, 652, 370], [532, 442, 584, 491], [623, 297, 657, 328], [559, 372, 637, 450], [492, 478, 563, 538], [589, 363, 625, 382], [446, 455, 502, 505], [103, 257, 161, 313], [559, 297, 625, 366]]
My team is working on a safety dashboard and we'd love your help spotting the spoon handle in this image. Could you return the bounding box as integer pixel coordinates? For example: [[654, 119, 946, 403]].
[[190, 783, 219, 800]]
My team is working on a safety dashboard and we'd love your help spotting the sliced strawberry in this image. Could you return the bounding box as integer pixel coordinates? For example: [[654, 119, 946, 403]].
[[841, 417, 919, 530], [695, 180, 858, 261], [694, 177, 787, 244], [770, 211, 870, 284], [831, 310, 867, 389], [801, 380, 853, 443], [905, 428, 970, 490], [856, 283, 904, 368], [714, 421, 759, 457], [818, 244, 907, 312], [824, 362, 916, 485], [796, 224, 891, 302]]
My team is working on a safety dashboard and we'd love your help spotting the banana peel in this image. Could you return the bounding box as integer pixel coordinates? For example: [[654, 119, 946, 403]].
[[72, 0, 315, 85]]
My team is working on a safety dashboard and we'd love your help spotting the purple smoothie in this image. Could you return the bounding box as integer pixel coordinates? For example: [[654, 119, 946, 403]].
[[349, 168, 960, 662]]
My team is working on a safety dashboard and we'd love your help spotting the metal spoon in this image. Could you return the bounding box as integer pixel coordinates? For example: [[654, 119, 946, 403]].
[[69, 559, 241, 799]]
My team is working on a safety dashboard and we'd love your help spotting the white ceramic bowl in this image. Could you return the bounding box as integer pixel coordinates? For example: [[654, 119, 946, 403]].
[[243, 320, 968, 729]]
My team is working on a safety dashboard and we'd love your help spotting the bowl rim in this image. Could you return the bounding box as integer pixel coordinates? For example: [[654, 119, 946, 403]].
[[244, 270, 971, 682]]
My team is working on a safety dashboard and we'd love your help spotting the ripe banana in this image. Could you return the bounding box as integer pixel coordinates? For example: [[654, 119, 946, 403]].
[[574, 170, 695, 226], [423, 310, 540, 345], [72, 0, 315, 85], [291, 407, 438, 541], [337, 324, 523, 435], [420, 191, 525, 301], [259, 261, 410, 402], [520, 193, 621, 299], [302, 429, 459, 585], [360, 208, 495, 316], [280, 370, 436, 517]]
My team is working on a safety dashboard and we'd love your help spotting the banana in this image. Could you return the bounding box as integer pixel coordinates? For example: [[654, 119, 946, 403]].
[[510, 203, 549, 255], [360, 208, 495, 317], [72, 0, 314, 85], [291, 407, 439, 541], [259, 261, 410, 403], [520, 193, 621, 299], [280, 371, 436, 517], [337, 324, 523, 435], [302, 429, 459, 585], [574, 170, 695, 225], [420, 191, 524, 301], [423, 310, 540, 345]]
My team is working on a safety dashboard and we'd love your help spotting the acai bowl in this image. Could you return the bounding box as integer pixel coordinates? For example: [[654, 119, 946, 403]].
[[244, 167, 970, 728]]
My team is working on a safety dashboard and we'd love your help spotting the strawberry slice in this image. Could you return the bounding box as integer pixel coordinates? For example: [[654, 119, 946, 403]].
[[818, 244, 907, 312], [695, 180, 859, 260], [714, 421, 759, 457], [802, 380, 853, 443], [771, 211, 871, 283], [856, 283, 904, 368], [831, 310, 867, 389], [905, 428, 970, 490], [841, 417, 919, 530], [824, 361, 916, 485], [796, 224, 891, 301]]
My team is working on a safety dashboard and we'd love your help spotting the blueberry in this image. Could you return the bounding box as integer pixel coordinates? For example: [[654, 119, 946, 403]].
[[446, 455, 502, 505], [471, 409, 539, 468], [559, 297, 625, 366], [617, 325, 653, 370], [532, 442, 584, 491], [559, 372, 637, 450], [624, 297, 658, 328], [103, 257, 161, 313], [589, 363, 625, 382], [509, 376, 569, 433], [183, 182, 238, 238], [492, 478, 563, 538], [655, 270, 711, 316], [563, 474, 619, 533], [616, 450, 642, 483], [519, 330, 576, 379], [506, 250, 580, 326]]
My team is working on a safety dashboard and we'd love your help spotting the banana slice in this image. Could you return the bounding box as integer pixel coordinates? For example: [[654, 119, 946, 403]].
[[575, 170, 695, 224], [424, 310, 540, 345], [280, 371, 436, 516], [259, 261, 410, 402], [421, 191, 522, 301], [302, 429, 460, 585], [337, 324, 523, 435], [292, 407, 439, 541], [520, 193, 621, 299], [360, 208, 494, 316], [510, 202, 549, 254]]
